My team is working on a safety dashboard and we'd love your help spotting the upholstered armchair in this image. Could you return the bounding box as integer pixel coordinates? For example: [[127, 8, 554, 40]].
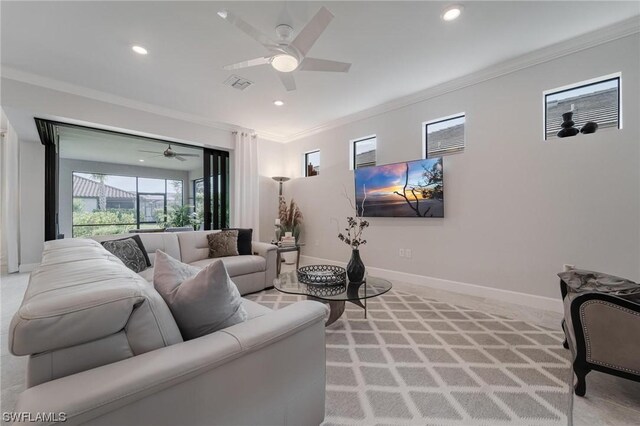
[[559, 270, 640, 396]]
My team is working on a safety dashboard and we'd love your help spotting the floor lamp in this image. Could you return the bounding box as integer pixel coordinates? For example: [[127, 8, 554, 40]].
[[271, 176, 290, 243], [272, 176, 290, 197]]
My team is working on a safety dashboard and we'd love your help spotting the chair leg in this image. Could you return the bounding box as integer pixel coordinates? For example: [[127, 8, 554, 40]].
[[561, 319, 569, 349], [573, 364, 589, 397]]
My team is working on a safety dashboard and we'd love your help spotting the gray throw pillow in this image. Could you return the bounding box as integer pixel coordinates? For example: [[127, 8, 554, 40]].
[[558, 269, 640, 300], [153, 250, 247, 339], [101, 238, 148, 273], [207, 230, 239, 258]]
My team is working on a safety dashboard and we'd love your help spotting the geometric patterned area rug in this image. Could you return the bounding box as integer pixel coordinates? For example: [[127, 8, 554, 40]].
[[246, 288, 573, 426]]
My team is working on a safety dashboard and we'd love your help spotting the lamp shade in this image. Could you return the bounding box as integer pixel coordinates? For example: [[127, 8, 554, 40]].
[[272, 176, 291, 183]]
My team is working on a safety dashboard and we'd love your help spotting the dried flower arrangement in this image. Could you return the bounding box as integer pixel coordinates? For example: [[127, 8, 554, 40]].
[[278, 196, 303, 241]]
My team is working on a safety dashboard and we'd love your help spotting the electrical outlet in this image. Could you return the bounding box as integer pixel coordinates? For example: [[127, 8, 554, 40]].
[[405, 249, 412, 259], [399, 248, 405, 257], [314, 240, 320, 247]]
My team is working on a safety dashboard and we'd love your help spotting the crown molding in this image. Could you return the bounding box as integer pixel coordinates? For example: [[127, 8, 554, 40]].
[[0, 67, 291, 143], [1, 15, 638, 145], [281, 15, 640, 143]]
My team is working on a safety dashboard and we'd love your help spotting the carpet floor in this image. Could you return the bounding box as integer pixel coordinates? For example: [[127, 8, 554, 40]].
[[246, 288, 573, 426]]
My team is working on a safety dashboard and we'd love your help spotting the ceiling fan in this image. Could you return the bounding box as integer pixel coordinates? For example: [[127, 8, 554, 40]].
[[139, 145, 200, 162], [217, 6, 351, 91]]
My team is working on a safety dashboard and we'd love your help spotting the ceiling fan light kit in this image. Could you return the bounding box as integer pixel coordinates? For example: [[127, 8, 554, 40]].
[[271, 54, 299, 72], [218, 6, 352, 91]]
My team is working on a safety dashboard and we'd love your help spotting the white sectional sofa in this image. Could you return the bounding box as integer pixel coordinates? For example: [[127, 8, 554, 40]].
[[8, 236, 327, 425], [93, 230, 278, 295]]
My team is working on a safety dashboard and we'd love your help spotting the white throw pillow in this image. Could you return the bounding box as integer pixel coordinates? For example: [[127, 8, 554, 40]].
[[153, 250, 248, 340]]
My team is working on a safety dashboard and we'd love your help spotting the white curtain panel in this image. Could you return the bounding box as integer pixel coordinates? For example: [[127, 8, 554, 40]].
[[1, 115, 20, 273], [232, 131, 259, 240]]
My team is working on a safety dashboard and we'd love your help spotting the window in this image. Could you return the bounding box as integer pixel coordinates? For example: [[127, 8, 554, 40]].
[[544, 74, 620, 140], [304, 150, 320, 177], [424, 114, 465, 158], [351, 136, 377, 170], [72, 172, 184, 237]]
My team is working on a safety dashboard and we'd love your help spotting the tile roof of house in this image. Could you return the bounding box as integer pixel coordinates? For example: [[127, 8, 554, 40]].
[[73, 175, 136, 199]]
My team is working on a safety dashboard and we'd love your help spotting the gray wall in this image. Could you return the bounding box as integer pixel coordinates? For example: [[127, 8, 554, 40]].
[[278, 35, 640, 301], [18, 140, 45, 266], [59, 159, 191, 238]]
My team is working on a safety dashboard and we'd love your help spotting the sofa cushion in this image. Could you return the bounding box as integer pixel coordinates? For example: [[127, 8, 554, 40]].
[[9, 240, 183, 357], [138, 267, 155, 282], [177, 231, 220, 264], [40, 245, 125, 267], [190, 255, 266, 277], [43, 238, 102, 251], [101, 236, 150, 273], [242, 299, 273, 320], [153, 250, 248, 340], [223, 228, 253, 255], [207, 230, 239, 258]]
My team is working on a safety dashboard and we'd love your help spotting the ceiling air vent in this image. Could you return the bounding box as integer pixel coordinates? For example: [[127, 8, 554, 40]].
[[224, 75, 253, 91]]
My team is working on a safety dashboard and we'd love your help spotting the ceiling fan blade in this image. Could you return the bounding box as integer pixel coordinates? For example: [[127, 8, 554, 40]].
[[299, 57, 351, 73], [174, 156, 187, 162], [290, 6, 334, 57], [217, 9, 279, 50], [139, 150, 163, 154], [223, 56, 272, 71], [277, 72, 296, 91], [173, 153, 200, 157]]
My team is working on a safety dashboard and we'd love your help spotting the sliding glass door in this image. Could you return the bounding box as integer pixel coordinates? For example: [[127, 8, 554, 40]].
[[37, 118, 231, 241]]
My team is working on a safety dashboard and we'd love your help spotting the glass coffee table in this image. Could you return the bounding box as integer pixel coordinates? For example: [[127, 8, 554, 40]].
[[274, 270, 392, 326]]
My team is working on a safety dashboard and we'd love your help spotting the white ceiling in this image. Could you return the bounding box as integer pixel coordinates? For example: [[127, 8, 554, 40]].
[[2, 1, 639, 141], [59, 126, 202, 172]]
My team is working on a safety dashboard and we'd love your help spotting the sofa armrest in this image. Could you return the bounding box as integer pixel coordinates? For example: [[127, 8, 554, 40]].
[[252, 241, 278, 289], [12, 301, 328, 426], [251, 241, 277, 258], [570, 293, 640, 375]]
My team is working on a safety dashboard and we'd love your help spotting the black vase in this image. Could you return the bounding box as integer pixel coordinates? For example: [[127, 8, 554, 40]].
[[347, 249, 365, 283], [557, 111, 580, 138]]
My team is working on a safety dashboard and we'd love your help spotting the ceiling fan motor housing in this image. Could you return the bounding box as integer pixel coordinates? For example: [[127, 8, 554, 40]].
[[275, 24, 293, 42]]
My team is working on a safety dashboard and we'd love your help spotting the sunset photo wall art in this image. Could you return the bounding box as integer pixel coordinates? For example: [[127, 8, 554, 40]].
[[354, 158, 444, 218]]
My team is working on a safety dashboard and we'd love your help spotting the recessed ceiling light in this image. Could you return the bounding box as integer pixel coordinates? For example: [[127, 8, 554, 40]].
[[273, 100, 284, 106], [139, 159, 145, 162], [442, 5, 463, 21], [132, 45, 148, 55], [271, 54, 299, 73]]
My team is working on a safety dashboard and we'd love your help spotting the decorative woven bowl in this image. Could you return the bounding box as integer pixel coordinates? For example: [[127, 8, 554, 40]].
[[297, 265, 346, 286]]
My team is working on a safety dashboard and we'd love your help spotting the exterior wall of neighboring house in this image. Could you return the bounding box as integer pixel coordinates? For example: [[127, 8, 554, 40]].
[[76, 197, 98, 213]]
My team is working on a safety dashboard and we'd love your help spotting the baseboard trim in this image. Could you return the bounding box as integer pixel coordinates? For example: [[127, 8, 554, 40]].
[[300, 255, 563, 313], [18, 263, 38, 273]]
